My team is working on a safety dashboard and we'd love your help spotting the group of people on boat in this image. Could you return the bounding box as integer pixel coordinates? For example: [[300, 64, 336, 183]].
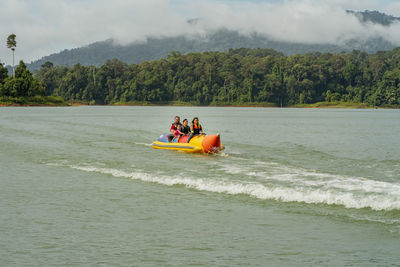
[[168, 116, 203, 143]]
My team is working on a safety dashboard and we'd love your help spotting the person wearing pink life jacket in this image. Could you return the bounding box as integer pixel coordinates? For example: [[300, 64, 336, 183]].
[[172, 124, 182, 142]]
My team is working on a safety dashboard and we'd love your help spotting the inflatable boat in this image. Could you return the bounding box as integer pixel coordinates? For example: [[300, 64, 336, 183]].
[[152, 134, 223, 153]]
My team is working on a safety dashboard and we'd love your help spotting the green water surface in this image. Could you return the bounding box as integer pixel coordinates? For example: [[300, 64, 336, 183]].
[[1, 106, 399, 266]]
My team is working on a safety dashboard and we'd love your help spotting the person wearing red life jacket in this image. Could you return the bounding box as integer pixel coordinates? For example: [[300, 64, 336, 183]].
[[168, 116, 182, 142]]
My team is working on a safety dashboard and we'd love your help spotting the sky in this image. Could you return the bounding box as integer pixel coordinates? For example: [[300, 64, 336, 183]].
[[1, 0, 400, 65]]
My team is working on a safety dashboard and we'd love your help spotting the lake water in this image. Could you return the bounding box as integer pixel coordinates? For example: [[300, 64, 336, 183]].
[[1, 106, 399, 266]]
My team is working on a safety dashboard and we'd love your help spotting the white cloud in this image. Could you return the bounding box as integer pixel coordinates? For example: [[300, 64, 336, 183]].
[[384, 1, 400, 16], [0, 0, 399, 65]]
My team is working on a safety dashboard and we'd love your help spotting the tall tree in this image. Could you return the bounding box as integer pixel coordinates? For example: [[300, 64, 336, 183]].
[[7, 34, 17, 79]]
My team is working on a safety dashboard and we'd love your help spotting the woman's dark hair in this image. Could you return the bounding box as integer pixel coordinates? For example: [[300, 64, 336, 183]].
[[192, 117, 199, 124], [183, 119, 188, 123]]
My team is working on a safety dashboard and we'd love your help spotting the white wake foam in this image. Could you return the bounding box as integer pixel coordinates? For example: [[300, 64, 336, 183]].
[[68, 164, 400, 211], [133, 142, 152, 147], [214, 159, 400, 196]]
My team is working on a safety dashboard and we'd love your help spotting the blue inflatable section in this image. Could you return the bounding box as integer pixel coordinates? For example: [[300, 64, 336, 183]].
[[157, 134, 169, 143]]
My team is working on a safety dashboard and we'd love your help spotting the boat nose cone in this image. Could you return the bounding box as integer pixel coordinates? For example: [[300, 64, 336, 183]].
[[202, 134, 221, 153]]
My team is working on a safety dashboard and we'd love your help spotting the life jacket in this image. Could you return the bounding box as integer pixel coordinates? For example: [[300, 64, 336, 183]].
[[192, 123, 202, 134], [171, 123, 181, 131], [174, 129, 180, 136]]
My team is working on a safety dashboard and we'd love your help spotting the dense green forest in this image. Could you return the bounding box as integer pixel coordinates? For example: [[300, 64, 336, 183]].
[[35, 47, 400, 107], [0, 61, 44, 97], [0, 61, 65, 105]]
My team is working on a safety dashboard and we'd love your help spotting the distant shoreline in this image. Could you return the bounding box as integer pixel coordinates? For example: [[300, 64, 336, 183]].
[[110, 101, 400, 109], [1, 100, 398, 109], [0, 96, 68, 107]]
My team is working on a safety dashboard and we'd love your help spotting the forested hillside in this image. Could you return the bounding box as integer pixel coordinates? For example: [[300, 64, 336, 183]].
[[36, 48, 400, 107], [348, 10, 400, 25], [28, 11, 399, 70]]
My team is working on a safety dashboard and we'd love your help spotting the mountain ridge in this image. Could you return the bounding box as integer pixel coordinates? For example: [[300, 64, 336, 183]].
[[27, 10, 399, 70]]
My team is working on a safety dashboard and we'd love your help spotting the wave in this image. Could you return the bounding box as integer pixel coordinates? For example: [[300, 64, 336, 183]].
[[133, 142, 152, 147], [67, 164, 400, 211], [214, 160, 400, 195]]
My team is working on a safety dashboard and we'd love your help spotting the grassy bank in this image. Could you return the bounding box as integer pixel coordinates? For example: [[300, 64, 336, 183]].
[[112, 101, 193, 106], [3, 98, 397, 109], [112, 101, 277, 107], [0, 96, 68, 106], [112, 100, 398, 109], [292, 101, 387, 109]]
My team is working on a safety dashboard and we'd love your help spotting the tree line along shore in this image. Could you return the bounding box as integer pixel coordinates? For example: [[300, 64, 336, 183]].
[[1, 47, 400, 108]]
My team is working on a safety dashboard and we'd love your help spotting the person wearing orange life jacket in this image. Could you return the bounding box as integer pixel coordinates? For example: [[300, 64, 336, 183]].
[[187, 117, 203, 143]]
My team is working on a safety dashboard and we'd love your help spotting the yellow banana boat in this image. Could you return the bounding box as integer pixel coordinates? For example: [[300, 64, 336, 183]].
[[152, 134, 223, 153]]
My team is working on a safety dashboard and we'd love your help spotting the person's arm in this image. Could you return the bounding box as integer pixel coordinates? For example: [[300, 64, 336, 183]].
[[190, 125, 194, 134], [170, 124, 175, 135]]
